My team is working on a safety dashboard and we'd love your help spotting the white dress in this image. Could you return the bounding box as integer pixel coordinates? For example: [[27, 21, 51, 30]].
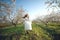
[[23, 17, 32, 30]]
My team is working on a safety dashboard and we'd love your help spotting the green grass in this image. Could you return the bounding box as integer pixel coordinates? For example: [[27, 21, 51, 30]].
[[0, 22, 60, 40], [0, 24, 24, 35]]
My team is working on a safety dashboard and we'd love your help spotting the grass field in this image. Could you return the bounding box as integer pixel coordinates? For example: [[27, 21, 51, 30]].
[[0, 22, 60, 40]]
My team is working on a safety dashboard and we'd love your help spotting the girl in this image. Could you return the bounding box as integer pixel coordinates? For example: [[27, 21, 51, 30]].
[[22, 14, 32, 34]]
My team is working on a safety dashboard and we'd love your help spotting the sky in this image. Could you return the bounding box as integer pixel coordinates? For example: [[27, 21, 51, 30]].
[[1, 0, 51, 20], [16, 0, 49, 20]]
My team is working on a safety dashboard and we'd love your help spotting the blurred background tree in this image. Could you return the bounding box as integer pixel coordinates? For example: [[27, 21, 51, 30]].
[[0, 0, 16, 27], [0, 0, 27, 27]]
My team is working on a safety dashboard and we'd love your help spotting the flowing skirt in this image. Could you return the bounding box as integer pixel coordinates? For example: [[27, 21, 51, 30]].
[[24, 21, 32, 30]]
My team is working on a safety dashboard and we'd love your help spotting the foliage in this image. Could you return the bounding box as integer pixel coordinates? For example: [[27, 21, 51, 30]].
[[45, 0, 60, 8], [0, 0, 16, 27]]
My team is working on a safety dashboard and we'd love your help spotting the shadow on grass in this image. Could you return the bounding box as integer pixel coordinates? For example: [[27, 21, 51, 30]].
[[36, 24, 60, 40], [0, 24, 25, 40]]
